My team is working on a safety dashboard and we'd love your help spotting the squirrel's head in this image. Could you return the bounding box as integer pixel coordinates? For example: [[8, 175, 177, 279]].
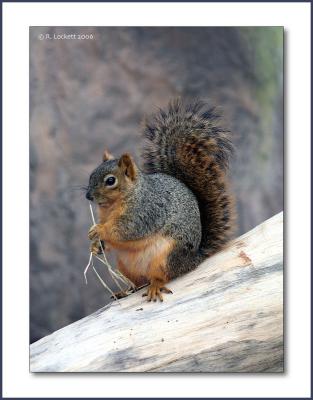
[[86, 149, 138, 207]]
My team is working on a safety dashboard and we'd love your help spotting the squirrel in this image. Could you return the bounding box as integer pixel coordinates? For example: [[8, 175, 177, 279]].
[[86, 99, 235, 302]]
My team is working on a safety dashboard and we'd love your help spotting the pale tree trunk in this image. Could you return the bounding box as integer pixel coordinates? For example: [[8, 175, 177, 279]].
[[30, 212, 283, 372]]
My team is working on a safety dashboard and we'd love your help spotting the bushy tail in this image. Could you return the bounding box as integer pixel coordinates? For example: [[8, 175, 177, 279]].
[[142, 99, 235, 257]]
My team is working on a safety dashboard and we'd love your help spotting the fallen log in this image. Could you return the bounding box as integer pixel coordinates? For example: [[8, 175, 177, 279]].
[[30, 212, 283, 372]]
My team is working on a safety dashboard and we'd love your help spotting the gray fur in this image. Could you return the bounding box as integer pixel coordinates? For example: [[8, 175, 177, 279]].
[[119, 171, 201, 247], [87, 159, 118, 189]]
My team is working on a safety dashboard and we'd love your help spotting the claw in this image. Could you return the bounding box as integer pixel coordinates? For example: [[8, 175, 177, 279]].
[[156, 289, 163, 302], [160, 286, 173, 294]]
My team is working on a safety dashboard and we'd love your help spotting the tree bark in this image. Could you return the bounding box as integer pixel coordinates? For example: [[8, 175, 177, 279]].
[[30, 212, 283, 372]]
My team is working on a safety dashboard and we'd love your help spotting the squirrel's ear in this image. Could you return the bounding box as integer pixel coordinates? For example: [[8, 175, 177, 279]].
[[118, 153, 138, 181], [102, 149, 114, 162]]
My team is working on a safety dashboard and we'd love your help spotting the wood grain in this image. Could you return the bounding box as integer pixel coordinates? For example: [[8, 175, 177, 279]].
[[30, 212, 283, 372]]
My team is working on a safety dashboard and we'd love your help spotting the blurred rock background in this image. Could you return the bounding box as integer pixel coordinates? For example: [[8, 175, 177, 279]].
[[30, 27, 283, 343]]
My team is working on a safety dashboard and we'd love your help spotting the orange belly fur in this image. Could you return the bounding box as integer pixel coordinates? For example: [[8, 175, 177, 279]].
[[109, 235, 175, 287]]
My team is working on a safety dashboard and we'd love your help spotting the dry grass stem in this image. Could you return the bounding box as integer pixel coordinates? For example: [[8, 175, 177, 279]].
[[84, 253, 93, 285], [91, 262, 118, 302], [84, 203, 134, 298]]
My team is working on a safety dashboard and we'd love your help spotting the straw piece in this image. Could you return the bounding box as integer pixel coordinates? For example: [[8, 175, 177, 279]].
[[92, 263, 119, 303], [94, 255, 125, 290], [84, 252, 93, 284], [84, 202, 136, 300], [89, 203, 133, 289]]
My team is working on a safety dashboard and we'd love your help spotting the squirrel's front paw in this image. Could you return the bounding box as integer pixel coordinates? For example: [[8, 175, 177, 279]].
[[90, 239, 105, 255], [88, 224, 102, 241]]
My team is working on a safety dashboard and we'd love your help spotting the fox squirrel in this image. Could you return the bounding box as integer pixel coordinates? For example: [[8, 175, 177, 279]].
[[86, 99, 235, 302]]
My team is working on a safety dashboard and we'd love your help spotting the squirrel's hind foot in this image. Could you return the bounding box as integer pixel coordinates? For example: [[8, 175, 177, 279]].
[[142, 282, 173, 302], [111, 286, 136, 300], [111, 286, 137, 300], [111, 290, 128, 300]]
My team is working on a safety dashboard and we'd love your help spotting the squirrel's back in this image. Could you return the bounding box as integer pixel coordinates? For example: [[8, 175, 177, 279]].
[[142, 99, 236, 258]]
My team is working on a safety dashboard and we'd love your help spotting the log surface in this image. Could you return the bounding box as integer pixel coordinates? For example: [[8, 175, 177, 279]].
[[30, 212, 283, 372]]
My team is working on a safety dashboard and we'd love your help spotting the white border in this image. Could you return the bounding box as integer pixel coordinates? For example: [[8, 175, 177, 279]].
[[2, 2, 311, 398]]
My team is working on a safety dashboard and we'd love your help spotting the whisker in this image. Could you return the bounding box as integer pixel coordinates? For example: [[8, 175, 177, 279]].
[[68, 185, 88, 193]]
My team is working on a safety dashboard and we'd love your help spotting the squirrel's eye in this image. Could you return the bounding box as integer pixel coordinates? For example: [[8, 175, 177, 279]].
[[104, 175, 117, 187]]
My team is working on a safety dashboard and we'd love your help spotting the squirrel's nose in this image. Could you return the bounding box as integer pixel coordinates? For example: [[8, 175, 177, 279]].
[[86, 190, 94, 201]]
